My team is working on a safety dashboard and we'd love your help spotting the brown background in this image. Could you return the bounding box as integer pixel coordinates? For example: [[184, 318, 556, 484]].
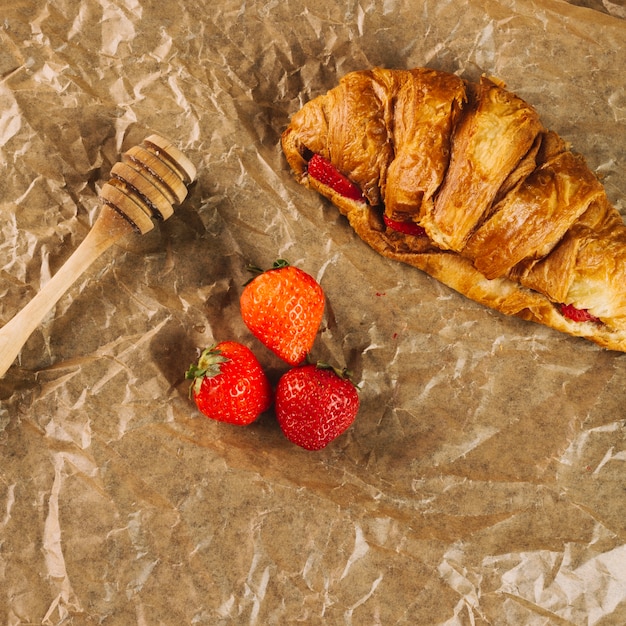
[[1, 0, 625, 623]]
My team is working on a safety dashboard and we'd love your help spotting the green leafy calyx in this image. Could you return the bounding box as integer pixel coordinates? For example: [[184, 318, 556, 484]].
[[185, 345, 229, 396], [244, 259, 291, 285]]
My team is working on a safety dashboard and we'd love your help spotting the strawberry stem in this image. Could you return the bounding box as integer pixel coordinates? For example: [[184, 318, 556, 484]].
[[313, 360, 356, 385], [244, 259, 291, 284]]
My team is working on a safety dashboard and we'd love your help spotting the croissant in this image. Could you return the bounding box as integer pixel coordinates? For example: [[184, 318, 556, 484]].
[[281, 67, 626, 352]]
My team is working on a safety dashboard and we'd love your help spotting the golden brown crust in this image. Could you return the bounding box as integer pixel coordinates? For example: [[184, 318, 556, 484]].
[[421, 76, 545, 252], [281, 67, 626, 352]]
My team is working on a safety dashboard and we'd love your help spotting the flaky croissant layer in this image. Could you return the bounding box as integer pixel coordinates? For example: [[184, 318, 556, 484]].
[[282, 67, 626, 352]]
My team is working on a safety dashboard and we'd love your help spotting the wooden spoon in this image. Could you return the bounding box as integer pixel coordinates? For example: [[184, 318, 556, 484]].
[[0, 134, 196, 378]]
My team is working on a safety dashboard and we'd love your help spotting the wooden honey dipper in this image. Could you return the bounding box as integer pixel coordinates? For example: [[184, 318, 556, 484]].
[[0, 134, 196, 378]]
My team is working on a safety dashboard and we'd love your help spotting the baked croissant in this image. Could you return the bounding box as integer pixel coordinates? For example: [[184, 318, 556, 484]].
[[281, 67, 626, 352]]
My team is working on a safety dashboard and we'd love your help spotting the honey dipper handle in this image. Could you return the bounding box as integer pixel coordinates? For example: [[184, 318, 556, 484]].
[[0, 204, 134, 378]]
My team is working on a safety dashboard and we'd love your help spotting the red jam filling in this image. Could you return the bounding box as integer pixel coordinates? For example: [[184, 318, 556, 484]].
[[560, 303, 601, 323], [383, 214, 427, 237], [307, 154, 364, 202]]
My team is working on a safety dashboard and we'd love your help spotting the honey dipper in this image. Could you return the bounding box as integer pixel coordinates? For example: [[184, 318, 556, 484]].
[[0, 134, 196, 378]]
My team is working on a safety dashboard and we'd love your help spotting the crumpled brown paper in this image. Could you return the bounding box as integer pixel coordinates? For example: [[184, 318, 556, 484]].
[[1, 0, 626, 623]]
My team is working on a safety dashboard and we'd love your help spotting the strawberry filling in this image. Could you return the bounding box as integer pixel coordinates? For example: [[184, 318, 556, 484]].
[[383, 214, 427, 237], [307, 154, 364, 202], [560, 303, 601, 323]]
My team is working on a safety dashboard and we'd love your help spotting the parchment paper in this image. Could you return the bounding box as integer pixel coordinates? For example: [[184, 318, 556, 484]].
[[1, 0, 626, 623]]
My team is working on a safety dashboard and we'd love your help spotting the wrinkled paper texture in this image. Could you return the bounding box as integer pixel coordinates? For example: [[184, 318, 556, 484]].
[[1, 0, 626, 623]]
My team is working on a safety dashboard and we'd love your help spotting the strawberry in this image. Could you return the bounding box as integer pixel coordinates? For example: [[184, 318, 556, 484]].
[[275, 363, 360, 450], [560, 303, 601, 324], [186, 341, 272, 425], [383, 214, 427, 237], [307, 153, 364, 202], [240, 260, 325, 366]]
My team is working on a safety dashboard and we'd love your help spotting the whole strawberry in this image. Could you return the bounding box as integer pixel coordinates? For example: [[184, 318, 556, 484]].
[[240, 260, 325, 366], [275, 363, 360, 450], [186, 341, 272, 425]]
